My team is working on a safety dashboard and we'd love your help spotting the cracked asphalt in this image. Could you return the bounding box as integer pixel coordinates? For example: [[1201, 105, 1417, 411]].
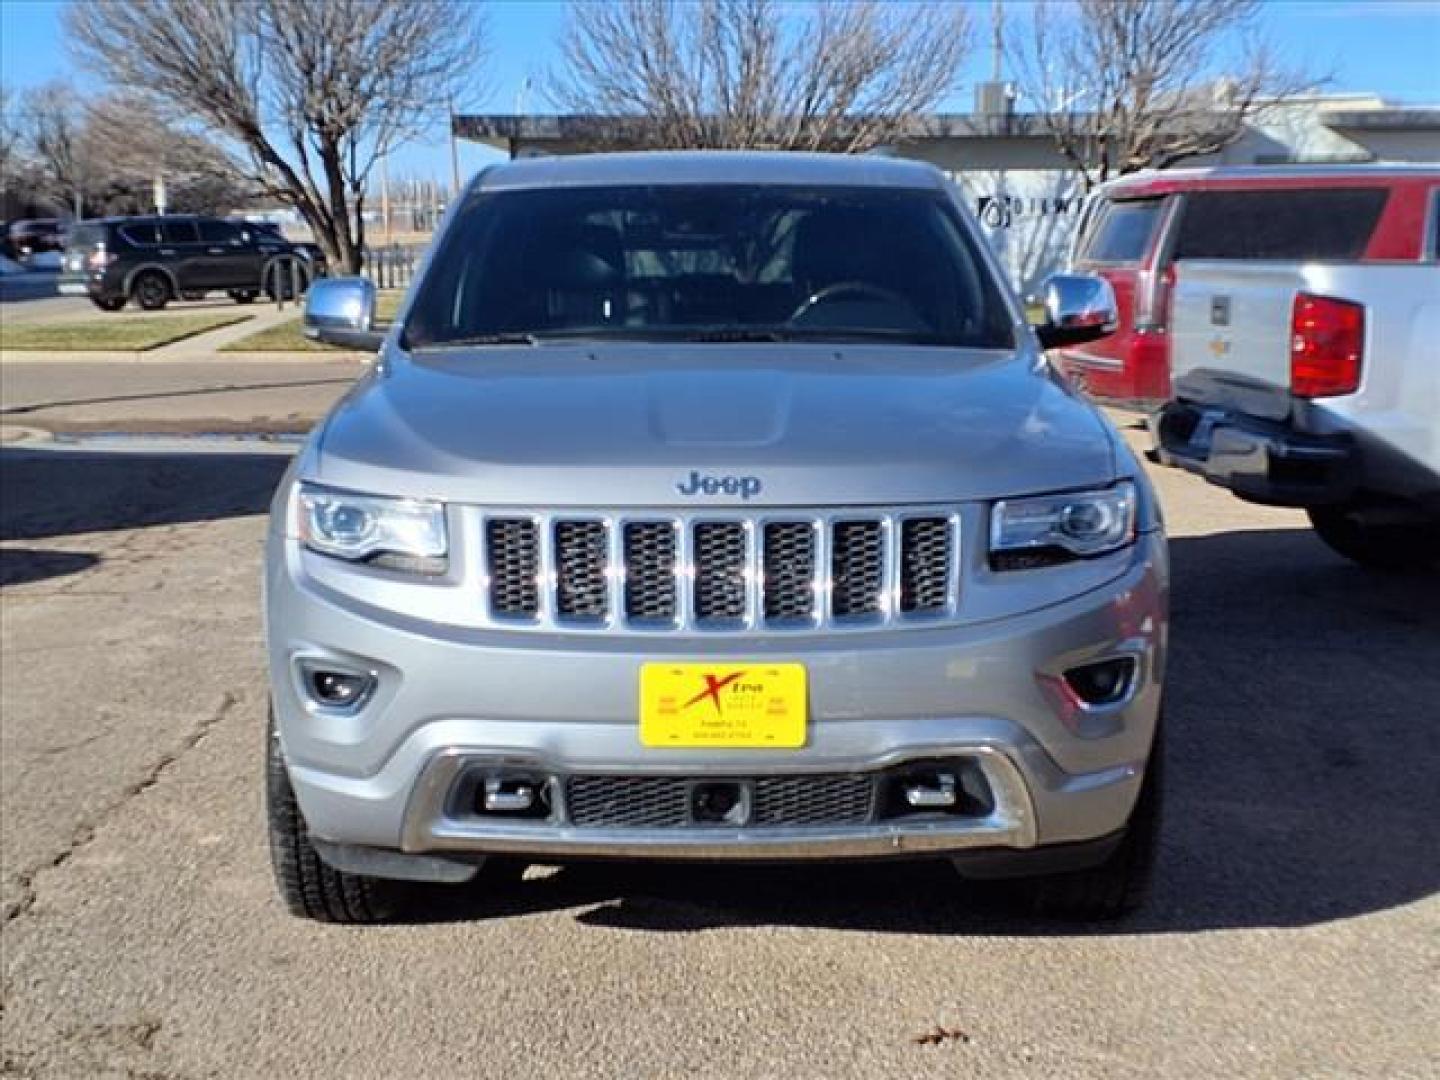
[[1, 425, 1437, 1079]]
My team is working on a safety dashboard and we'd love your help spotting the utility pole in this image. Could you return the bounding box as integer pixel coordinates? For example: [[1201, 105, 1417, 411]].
[[448, 97, 461, 201], [992, 0, 1004, 83], [381, 151, 392, 246]]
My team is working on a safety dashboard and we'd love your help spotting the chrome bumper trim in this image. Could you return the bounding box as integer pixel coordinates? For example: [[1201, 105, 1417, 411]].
[[399, 744, 1038, 860]]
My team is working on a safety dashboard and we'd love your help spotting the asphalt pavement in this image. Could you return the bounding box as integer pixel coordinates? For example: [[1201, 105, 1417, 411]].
[[0, 393, 1436, 1077], [1, 360, 361, 435]]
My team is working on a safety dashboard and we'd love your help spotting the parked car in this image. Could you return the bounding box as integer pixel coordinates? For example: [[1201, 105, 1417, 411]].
[[1055, 165, 1439, 412], [58, 214, 314, 311], [6, 217, 66, 259], [267, 151, 1168, 924], [1155, 174, 1439, 570], [237, 219, 329, 278]]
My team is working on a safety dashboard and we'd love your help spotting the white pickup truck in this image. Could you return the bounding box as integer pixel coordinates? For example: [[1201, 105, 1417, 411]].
[[1157, 256, 1440, 569]]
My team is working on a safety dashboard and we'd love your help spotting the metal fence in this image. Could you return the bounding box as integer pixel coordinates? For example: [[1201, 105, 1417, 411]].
[[364, 244, 419, 290], [263, 255, 311, 311]]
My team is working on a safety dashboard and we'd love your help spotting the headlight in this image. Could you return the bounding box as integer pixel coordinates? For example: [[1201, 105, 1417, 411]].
[[297, 483, 447, 573], [990, 481, 1136, 569]]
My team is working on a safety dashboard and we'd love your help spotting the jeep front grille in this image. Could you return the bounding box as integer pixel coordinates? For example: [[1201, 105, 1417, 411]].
[[482, 508, 959, 632]]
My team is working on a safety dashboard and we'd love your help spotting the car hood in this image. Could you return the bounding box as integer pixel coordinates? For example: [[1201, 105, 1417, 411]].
[[312, 343, 1116, 507]]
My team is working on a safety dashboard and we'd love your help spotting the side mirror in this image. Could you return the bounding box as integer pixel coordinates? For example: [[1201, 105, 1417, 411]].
[[304, 276, 384, 350], [1035, 273, 1118, 350]]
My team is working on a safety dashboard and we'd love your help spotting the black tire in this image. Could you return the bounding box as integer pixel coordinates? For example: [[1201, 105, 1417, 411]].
[[229, 290, 258, 305], [90, 296, 126, 312], [266, 710, 401, 923], [1016, 724, 1163, 920], [130, 270, 171, 311], [1308, 506, 1440, 572]]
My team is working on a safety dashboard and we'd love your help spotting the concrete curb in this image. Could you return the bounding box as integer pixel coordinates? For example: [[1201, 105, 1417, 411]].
[[0, 424, 53, 445], [0, 348, 369, 364]]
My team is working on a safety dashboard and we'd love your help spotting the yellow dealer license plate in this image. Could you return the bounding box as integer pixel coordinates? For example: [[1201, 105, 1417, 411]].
[[639, 663, 807, 749]]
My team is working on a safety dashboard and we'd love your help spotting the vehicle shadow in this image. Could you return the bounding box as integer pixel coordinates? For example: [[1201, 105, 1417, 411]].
[[0, 548, 100, 587], [401, 526, 1439, 935], [0, 445, 292, 541]]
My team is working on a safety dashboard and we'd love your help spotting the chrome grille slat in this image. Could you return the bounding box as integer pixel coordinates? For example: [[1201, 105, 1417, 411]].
[[554, 521, 609, 619], [693, 522, 747, 622], [763, 521, 817, 621], [831, 520, 885, 619], [624, 521, 679, 622], [900, 517, 953, 613], [481, 507, 958, 632], [486, 518, 540, 618]]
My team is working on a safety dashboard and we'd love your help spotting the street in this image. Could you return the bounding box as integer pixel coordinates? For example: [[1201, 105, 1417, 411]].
[[1, 399, 1436, 1078]]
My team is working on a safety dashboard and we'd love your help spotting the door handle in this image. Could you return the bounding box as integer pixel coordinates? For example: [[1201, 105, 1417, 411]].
[[207, 247, 226, 254], [159, 249, 176, 255]]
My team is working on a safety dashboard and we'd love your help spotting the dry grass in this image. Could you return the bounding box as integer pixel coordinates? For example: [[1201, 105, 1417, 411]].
[[220, 291, 404, 353], [0, 312, 251, 352]]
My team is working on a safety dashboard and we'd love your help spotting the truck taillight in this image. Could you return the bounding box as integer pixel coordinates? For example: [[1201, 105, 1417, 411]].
[[1134, 264, 1174, 331], [87, 249, 115, 269], [1291, 293, 1364, 398]]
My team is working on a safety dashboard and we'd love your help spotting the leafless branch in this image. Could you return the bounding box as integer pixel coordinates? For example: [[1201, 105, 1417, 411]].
[[1011, 0, 1327, 189], [549, 0, 972, 152], [66, 0, 488, 272]]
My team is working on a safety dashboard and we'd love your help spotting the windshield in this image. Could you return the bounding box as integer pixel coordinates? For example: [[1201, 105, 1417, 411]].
[[405, 184, 1014, 349]]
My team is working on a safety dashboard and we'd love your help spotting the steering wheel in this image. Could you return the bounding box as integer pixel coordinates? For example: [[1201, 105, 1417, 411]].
[[788, 281, 913, 323]]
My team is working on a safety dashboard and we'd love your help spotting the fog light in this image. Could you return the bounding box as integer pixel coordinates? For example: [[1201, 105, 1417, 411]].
[[1062, 657, 1136, 706], [304, 667, 376, 709]]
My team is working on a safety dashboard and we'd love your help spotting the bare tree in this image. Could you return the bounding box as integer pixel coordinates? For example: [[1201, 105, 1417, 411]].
[[19, 82, 90, 217], [1012, 0, 1323, 189], [0, 84, 24, 193], [84, 94, 252, 216], [67, 0, 488, 272], [550, 0, 972, 152]]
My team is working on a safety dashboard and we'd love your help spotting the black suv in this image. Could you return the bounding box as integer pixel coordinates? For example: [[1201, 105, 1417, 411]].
[[6, 218, 66, 259], [59, 215, 320, 311]]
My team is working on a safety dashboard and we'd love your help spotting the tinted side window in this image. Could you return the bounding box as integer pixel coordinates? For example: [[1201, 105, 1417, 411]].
[[1429, 189, 1439, 261], [121, 220, 160, 246], [1081, 199, 1162, 264], [159, 219, 200, 244], [198, 219, 241, 243], [1174, 189, 1388, 261], [68, 224, 107, 249]]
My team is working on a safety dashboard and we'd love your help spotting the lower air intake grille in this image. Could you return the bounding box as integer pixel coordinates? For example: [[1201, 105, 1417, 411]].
[[752, 775, 873, 825], [563, 774, 879, 828], [566, 777, 690, 828]]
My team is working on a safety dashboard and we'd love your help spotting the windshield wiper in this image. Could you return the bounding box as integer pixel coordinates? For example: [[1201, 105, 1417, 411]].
[[678, 328, 789, 342], [421, 332, 543, 347]]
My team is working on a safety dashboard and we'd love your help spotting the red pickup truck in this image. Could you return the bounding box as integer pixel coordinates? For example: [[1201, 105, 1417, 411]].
[[1054, 165, 1439, 411]]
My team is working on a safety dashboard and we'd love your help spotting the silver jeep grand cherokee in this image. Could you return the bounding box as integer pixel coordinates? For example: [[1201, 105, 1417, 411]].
[[266, 152, 1167, 923]]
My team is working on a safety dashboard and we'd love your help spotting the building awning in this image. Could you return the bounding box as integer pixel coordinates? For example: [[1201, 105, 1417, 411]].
[[453, 112, 1067, 154], [1321, 107, 1440, 133]]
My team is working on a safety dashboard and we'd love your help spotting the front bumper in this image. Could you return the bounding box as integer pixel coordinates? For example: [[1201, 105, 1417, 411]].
[[267, 532, 1166, 868], [1158, 399, 1358, 507], [58, 272, 122, 301]]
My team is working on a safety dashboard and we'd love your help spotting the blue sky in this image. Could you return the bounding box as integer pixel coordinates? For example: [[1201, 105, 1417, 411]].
[[3, 0, 1438, 180]]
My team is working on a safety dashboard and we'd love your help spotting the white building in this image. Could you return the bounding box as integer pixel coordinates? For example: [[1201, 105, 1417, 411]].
[[455, 95, 1440, 292]]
